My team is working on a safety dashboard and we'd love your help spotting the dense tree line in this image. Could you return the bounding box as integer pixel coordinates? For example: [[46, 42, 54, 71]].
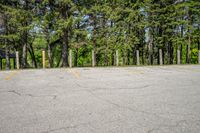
[[0, 0, 200, 69]]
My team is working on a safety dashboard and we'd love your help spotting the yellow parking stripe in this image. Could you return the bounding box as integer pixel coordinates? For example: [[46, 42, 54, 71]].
[[68, 69, 80, 79], [128, 70, 144, 75], [172, 66, 200, 72], [4, 71, 18, 80]]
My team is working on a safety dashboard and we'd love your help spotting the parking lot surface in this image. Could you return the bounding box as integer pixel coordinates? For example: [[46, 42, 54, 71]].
[[0, 65, 200, 133]]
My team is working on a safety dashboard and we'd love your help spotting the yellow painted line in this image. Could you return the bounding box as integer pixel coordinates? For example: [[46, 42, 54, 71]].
[[68, 69, 80, 79], [172, 66, 200, 72], [187, 69, 200, 72], [128, 70, 144, 75], [73, 70, 80, 79], [4, 71, 18, 80]]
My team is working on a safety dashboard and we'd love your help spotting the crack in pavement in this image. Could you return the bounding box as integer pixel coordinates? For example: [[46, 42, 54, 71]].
[[41, 125, 78, 133], [147, 120, 189, 133], [41, 118, 122, 133], [0, 90, 57, 100], [41, 121, 93, 133], [147, 127, 160, 133], [75, 83, 198, 118], [75, 83, 163, 120], [90, 91, 163, 118], [8, 90, 22, 96], [75, 83, 151, 92], [27, 94, 57, 99], [41, 113, 199, 133], [92, 85, 151, 91]]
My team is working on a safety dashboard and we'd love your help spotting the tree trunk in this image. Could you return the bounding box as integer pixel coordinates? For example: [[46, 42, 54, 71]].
[[61, 4, 70, 67], [142, 45, 144, 65], [21, 0, 29, 68], [74, 20, 80, 67], [28, 43, 37, 68], [180, 44, 182, 64], [170, 45, 174, 64], [111, 50, 115, 66], [148, 41, 153, 65], [0, 58, 2, 70], [167, 43, 170, 64], [27, 48, 34, 68], [74, 48, 78, 67], [48, 44, 53, 68], [56, 50, 62, 67], [186, 36, 191, 64], [167, 43, 173, 64], [122, 49, 125, 65], [92, 39, 96, 66], [62, 30, 69, 67], [5, 46, 10, 70], [132, 46, 136, 65], [157, 48, 159, 65], [22, 43, 27, 68], [4, 14, 10, 70], [104, 49, 108, 66], [127, 49, 130, 65], [162, 49, 165, 65]]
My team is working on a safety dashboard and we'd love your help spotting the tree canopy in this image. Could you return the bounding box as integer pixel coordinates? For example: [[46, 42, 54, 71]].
[[0, 0, 200, 69]]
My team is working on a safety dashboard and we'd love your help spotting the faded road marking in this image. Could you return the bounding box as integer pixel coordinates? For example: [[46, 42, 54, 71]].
[[4, 71, 18, 80], [172, 66, 200, 73], [128, 70, 144, 75], [68, 69, 80, 79]]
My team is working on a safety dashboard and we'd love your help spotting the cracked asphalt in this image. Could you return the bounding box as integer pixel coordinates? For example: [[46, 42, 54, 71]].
[[0, 65, 200, 133]]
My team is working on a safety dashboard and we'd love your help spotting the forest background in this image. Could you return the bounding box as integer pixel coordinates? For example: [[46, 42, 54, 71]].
[[0, 0, 200, 69]]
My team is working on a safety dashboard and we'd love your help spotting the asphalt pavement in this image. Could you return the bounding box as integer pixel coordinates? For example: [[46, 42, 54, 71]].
[[0, 65, 200, 133]]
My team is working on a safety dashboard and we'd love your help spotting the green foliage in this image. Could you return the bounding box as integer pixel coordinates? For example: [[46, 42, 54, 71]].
[[0, 0, 200, 69], [191, 48, 199, 64]]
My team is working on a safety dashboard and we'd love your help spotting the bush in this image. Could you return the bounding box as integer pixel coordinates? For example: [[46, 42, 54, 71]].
[[191, 48, 199, 64]]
